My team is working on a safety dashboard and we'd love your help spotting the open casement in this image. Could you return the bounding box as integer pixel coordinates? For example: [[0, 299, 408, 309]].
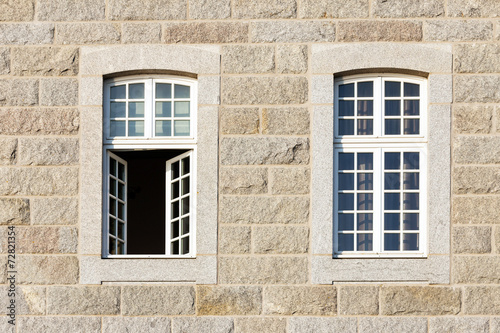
[[107, 151, 128, 255]]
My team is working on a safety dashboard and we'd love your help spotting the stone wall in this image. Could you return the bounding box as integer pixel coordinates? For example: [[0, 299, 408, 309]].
[[1, 0, 500, 332]]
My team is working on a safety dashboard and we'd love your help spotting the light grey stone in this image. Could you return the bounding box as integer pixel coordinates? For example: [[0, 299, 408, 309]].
[[0, 108, 79, 135], [359, 318, 427, 333], [221, 167, 267, 194], [0, 198, 29, 225], [276, 44, 307, 74], [263, 286, 335, 315], [452, 226, 491, 254], [300, 0, 368, 18], [0, 167, 78, 196], [32, 198, 78, 225], [18, 138, 78, 166], [164, 22, 248, 43], [448, 0, 500, 17], [103, 317, 171, 333], [40, 78, 78, 106], [0, 138, 16, 165], [0, 0, 34, 21], [173, 318, 233, 333], [262, 107, 310, 135], [464, 286, 500, 314], [18, 317, 100, 333], [122, 286, 195, 315], [189, 0, 230, 19], [122, 23, 161, 44], [254, 226, 308, 254], [198, 76, 220, 105], [56, 23, 121, 44], [0, 286, 45, 315], [233, 0, 296, 18], [453, 166, 500, 194], [339, 286, 379, 315], [453, 256, 500, 284], [312, 75, 333, 104], [454, 136, 500, 164], [429, 74, 452, 103], [288, 318, 357, 333], [18, 256, 79, 284], [495, 226, 500, 254], [0, 79, 38, 106], [0, 48, 9, 75], [453, 105, 492, 134], [429, 317, 489, 333], [80, 76, 102, 106], [47, 286, 120, 315], [108, 0, 186, 20], [37, 0, 105, 21], [222, 45, 274, 74], [425, 20, 492, 41], [455, 75, 500, 102], [455, 43, 500, 73], [338, 20, 422, 42], [271, 167, 309, 195], [221, 196, 309, 224], [220, 257, 308, 284], [0, 256, 5, 284], [10, 226, 77, 254], [197, 286, 262, 315], [221, 108, 259, 135], [221, 137, 309, 165], [219, 226, 251, 254], [373, 0, 444, 17], [251, 21, 335, 43], [0, 23, 53, 44], [235, 318, 286, 333], [11, 47, 78, 76]]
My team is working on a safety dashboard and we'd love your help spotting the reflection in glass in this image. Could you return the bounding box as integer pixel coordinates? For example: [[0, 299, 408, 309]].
[[403, 152, 419, 169], [182, 157, 190, 176], [128, 102, 144, 118], [118, 202, 125, 219], [118, 183, 125, 201], [357, 173, 373, 191], [181, 237, 189, 254], [182, 177, 190, 196], [339, 100, 354, 116], [338, 173, 354, 191], [358, 81, 373, 97], [403, 213, 419, 230], [174, 120, 190, 136], [110, 178, 117, 196], [384, 172, 400, 190], [339, 193, 354, 211], [156, 83, 172, 99], [404, 119, 420, 135], [403, 233, 418, 250], [338, 233, 354, 251], [118, 163, 125, 181], [110, 85, 126, 99], [403, 193, 419, 210], [171, 240, 179, 255], [385, 193, 400, 210], [110, 102, 126, 118], [339, 153, 354, 170], [338, 213, 354, 231], [174, 84, 190, 98], [385, 81, 400, 97], [384, 152, 400, 170], [357, 100, 373, 116], [109, 238, 116, 254], [109, 218, 116, 236], [384, 213, 400, 230], [404, 82, 419, 97], [403, 173, 419, 190], [339, 119, 354, 135], [357, 193, 373, 210], [384, 233, 400, 251], [110, 120, 126, 137], [181, 197, 189, 215], [110, 158, 116, 176], [129, 83, 144, 99], [357, 119, 373, 135], [174, 101, 190, 117], [155, 101, 171, 117], [117, 241, 124, 254], [155, 120, 171, 136], [385, 100, 400, 116], [385, 119, 401, 135], [118, 222, 125, 240], [357, 213, 373, 230], [357, 233, 373, 251], [357, 153, 373, 170], [404, 100, 419, 116], [339, 83, 354, 97], [181, 217, 190, 235], [128, 120, 144, 136]]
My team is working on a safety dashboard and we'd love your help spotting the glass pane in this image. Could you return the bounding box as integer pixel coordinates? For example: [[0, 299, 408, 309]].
[[404, 100, 419, 116], [358, 81, 373, 97], [385, 152, 400, 170], [339, 119, 354, 135], [155, 101, 172, 117], [338, 173, 354, 191], [172, 161, 180, 179], [181, 177, 190, 196], [403, 233, 419, 250], [171, 240, 179, 255], [404, 82, 419, 97], [339, 100, 354, 116], [338, 213, 354, 231], [385, 81, 400, 97], [403, 213, 419, 230], [357, 193, 373, 210], [110, 102, 126, 118], [357, 213, 373, 231], [171, 200, 179, 219], [109, 237, 116, 255], [339, 83, 354, 98], [403, 173, 419, 190], [171, 221, 179, 238], [118, 222, 125, 240], [384, 172, 400, 190], [181, 197, 189, 215], [174, 84, 190, 98], [156, 83, 172, 99], [110, 85, 126, 99], [385, 119, 401, 135], [155, 120, 171, 137], [339, 193, 354, 211], [118, 162, 125, 181], [182, 156, 190, 176], [171, 181, 179, 199], [385, 193, 400, 210], [339, 153, 354, 170], [110, 121, 126, 137], [128, 102, 144, 118], [403, 193, 419, 210], [117, 241, 124, 254], [338, 233, 354, 251], [128, 120, 144, 136], [357, 100, 373, 116], [357, 119, 373, 135], [357, 173, 373, 191], [385, 100, 400, 116], [118, 202, 125, 220], [181, 217, 190, 235], [384, 233, 400, 251], [174, 101, 190, 117], [384, 213, 400, 230], [110, 158, 117, 176], [129, 83, 144, 99], [110, 178, 117, 196], [357, 233, 373, 251], [174, 120, 190, 136], [181, 237, 190, 254], [110, 198, 116, 217], [404, 119, 420, 135], [109, 218, 116, 236], [357, 153, 373, 170], [118, 182, 125, 201], [404, 152, 419, 170]]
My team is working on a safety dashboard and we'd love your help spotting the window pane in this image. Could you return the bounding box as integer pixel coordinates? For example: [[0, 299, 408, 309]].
[[385, 119, 401, 135], [404, 100, 419, 116], [110, 85, 126, 99], [181, 177, 190, 196], [174, 101, 190, 117], [404, 152, 419, 169], [357, 81, 373, 97], [357, 193, 373, 210], [357, 213, 373, 231], [128, 102, 144, 118], [155, 120, 171, 137], [403, 233, 419, 250], [181, 237, 190, 254], [171, 221, 179, 238], [109, 237, 116, 254], [110, 177, 117, 196], [357, 100, 373, 116], [110, 121, 126, 137], [404, 82, 419, 97], [339, 100, 354, 116], [357, 173, 373, 190], [357, 233, 373, 251], [403, 213, 419, 230], [174, 84, 190, 98], [110, 198, 116, 216], [384, 233, 400, 251], [117, 241, 125, 254], [357, 119, 373, 135], [172, 161, 180, 180], [118, 162, 125, 181], [182, 156, 190, 176], [174, 120, 190, 136], [110, 102, 126, 118], [181, 217, 190, 235], [171, 200, 179, 219], [338, 233, 354, 251], [118, 183, 125, 201], [181, 197, 189, 215], [338, 173, 354, 191], [128, 120, 144, 136], [404, 119, 420, 135], [339, 119, 354, 135], [156, 83, 172, 99], [118, 202, 125, 220], [129, 83, 144, 99], [339, 83, 354, 97], [385, 193, 400, 210], [384, 213, 400, 230], [385, 81, 400, 97], [357, 153, 373, 170], [384, 172, 400, 190], [403, 193, 419, 210], [171, 181, 179, 199], [171, 240, 179, 255], [385, 100, 400, 116], [118, 222, 125, 240], [339, 193, 354, 211], [155, 101, 171, 117], [403, 172, 419, 190], [110, 158, 117, 176], [109, 218, 116, 236], [385, 152, 400, 170], [338, 214, 354, 231], [339, 153, 354, 170]]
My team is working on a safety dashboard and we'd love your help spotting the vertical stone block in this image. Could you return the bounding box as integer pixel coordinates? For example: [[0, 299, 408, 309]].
[[219, 226, 251, 254], [276, 45, 308, 74], [339, 286, 379, 315], [0, 138, 17, 165], [40, 78, 78, 106], [0, 198, 29, 225], [197, 286, 262, 315], [0, 48, 9, 75]]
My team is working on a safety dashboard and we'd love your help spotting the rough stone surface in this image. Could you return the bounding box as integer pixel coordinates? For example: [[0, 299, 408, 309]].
[[455, 75, 500, 103], [251, 21, 335, 43], [448, 0, 500, 17], [37, 0, 105, 21], [18, 256, 79, 284], [12, 47, 78, 76], [122, 286, 195, 315], [233, 0, 296, 19], [223, 77, 308, 105], [464, 286, 500, 314], [373, 0, 444, 17], [276, 45, 308, 74], [0, 23, 53, 44], [453, 105, 492, 134], [359, 318, 427, 333], [288, 318, 357, 333], [262, 107, 310, 135], [338, 21, 422, 42], [0, 286, 45, 315], [299, 0, 368, 18], [220, 108, 259, 135], [271, 167, 310, 195], [380, 287, 461, 315], [339, 286, 379, 315], [452, 226, 491, 254], [108, 0, 186, 20], [0, 48, 9, 75], [56, 23, 121, 44], [221, 196, 309, 224], [0, 198, 29, 225], [103, 317, 171, 333], [18, 138, 79, 166], [47, 286, 120, 315], [263, 286, 335, 315], [189, 0, 230, 19], [122, 23, 161, 44], [164, 22, 248, 43], [0, 79, 38, 106], [220, 167, 268, 194], [18, 317, 101, 333], [223, 45, 275, 74], [221, 138, 309, 165], [429, 317, 489, 333], [495, 226, 500, 253], [0, 167, 78, 196], [0, 0, 34, 21], [32, 197, 78, 225], [11, 226, 77, 254], [0, 138, 17, 165], [219, 226, 251, 254], [254, 226, 309, 254], [197, 286, 262, 315], [453, 166, 500, 194], [220, 257, 308, 284], [425, 20, 492, 41], [40, 78, 78, 106], [0, 108, 79, 136], [235, 318, 286, 333], [454, 136, 500, 164], [455, 44, 500, 73], [453, 196, 500, 224], [453, 256, 500, 284], [172, 318, 233, 333]]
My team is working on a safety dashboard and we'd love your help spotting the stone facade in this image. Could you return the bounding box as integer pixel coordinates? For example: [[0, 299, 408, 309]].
[[0, 0, 499, 332]]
